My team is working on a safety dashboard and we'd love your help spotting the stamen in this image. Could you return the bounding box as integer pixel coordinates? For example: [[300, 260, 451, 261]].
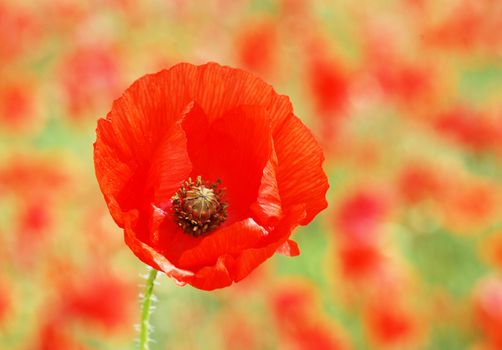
[[171, 176, 228, 237]]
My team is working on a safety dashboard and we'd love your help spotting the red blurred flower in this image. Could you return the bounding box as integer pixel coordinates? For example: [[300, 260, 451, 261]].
[[0, 282, 10, 327], [0, 3, 40, 64], [474, 277, 502, 348], [14, 197, 53, 265], [358, 21, 437, 114], [334, 189, 392, 283], [235, 20, 277, 78], [39, 0, 88, 32], [404, 0, 425, 12], [305, 45, 350, 145], [0, 155, 68, 198], [271, 281, 350, 350], [424, 0, 502, 53], [279, 0, 309, 18], [17, 198, 52, 236], [398, 162, 501, 234], [397, 162, 443, 204], [307, 54, 349, 118], [221, 312, 259, 350], [338, 244, 384, 280], [440, 177, 500, 235], [60, 270, 136, 332], [33, 319, 89, 350], [272, 283, 312, 323], [446, 183, 495, 223], [34, 262, 136, 348], [374, 62, 432, 108], [59, 42, 123, 120], [473, 341, 502, 350], [365, 302, 418, 347], [278, 0, 313, 37], [0, 155, 70, 266], [435, 106, 502, 153], [94, 62, 328, 290], [0, 79, 40, 131], [335, 189, 389, 245], [480, 232, 502, 270]]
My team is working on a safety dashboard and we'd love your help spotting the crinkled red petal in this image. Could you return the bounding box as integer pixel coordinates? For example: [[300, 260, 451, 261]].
[[122, 211, 194, 284], [276, 239, 300, 257], [171, 63, 293, 129], [187, 206, 305, 290], [178, 219, 267, 269], [250, 145, 282, 228], [94, 76, 193, 225], [273, 114, 329, 225], [184, 104, 272, 223], [190, 255, 234, 291]]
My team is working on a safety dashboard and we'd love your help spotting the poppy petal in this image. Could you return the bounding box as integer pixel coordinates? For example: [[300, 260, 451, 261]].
[[188, 206, 305, 289], [95, 62, 295, 226], [190, 255, 234, 291], [276, 239, 300, 257], [185, 104, 273, 224], [250, 147, 282, 228], [94, 71, 194, 224], [178, 218, 267, 269], [180, 101, 210, 161], [273, 114, 329, 224], [230, 206, 305, 281], [182, 62, 293, 128], [146, 121, 192, 208], [94, 118, 137, 226], [123, 212, 194, 284]]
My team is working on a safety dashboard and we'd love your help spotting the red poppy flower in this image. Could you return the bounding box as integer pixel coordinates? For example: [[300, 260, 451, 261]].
[[0, 78, 41, 131], [59, 42, 123, 120], [474, 277, 502, 348], [33, 319, 90, 350], [94, 62, 328, 290], [270, 281, 350, 350], [440, 176, 500, 235], [306, 48, 349, 145], [0, 282, 10, 327], [220, 312, 258, 350], [335, 189, 388, 245], [365, 301, 418, 347], [60, 270, 136, 332], [424, 0, 502, 53], [0, 3, 40, 64], [235, 20, 277, 77], [0, 154, 68, 198], [397, 163, 443, 204], [338, 244, 384, 280], [14, 197, 54, 266], [480, 232, 502, 270], [434, 106, 502, 153]]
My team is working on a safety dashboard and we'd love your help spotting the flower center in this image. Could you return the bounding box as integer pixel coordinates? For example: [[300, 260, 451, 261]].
[[171, 176, 228, 237]]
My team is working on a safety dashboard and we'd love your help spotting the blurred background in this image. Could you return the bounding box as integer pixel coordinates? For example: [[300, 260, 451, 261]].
[[1, 0, 502, 349]]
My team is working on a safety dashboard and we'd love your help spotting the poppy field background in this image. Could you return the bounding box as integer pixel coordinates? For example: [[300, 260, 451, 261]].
[[1, 0, 502, 349]]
